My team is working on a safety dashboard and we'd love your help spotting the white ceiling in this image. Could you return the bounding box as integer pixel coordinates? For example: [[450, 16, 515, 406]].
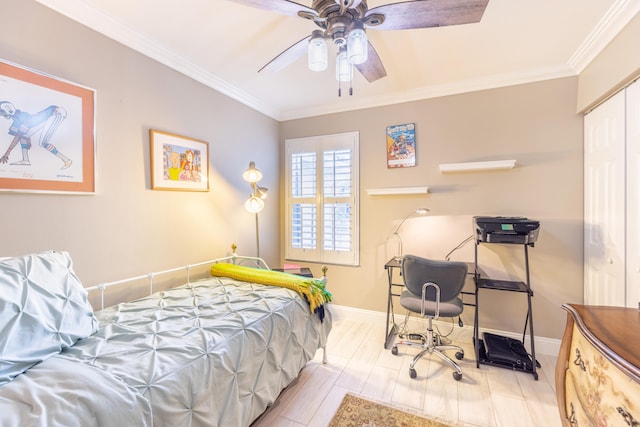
[[36, 0, 640, 121]]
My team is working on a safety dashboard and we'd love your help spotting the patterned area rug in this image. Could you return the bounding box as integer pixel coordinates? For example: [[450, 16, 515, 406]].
[[329, 393, 454, 427]]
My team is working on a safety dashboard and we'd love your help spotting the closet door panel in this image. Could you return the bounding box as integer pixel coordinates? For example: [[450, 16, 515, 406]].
[[627, 79, 640, 308], [584, 90, 626, 306]]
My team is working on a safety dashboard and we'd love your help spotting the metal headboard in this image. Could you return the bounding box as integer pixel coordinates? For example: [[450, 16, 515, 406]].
[[84, 246, 270, 310]]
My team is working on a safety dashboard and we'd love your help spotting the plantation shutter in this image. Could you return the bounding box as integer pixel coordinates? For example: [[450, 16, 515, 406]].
[[285, 132, 359, 266]]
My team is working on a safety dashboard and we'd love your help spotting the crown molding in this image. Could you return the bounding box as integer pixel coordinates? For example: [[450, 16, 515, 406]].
[[35, 0, 640, 123], [34, 0, 280, 120], [279, 64, 576, 121], [568, 0, 640, 73]]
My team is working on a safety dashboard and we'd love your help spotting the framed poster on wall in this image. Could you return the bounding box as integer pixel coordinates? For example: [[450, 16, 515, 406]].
[[0, 59, 96, 193], [386, 123, 416, 168], [149, 129, 209, 191]]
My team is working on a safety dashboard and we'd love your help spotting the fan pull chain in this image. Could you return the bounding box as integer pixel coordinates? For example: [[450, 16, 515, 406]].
[[337, 77, 354, 97]]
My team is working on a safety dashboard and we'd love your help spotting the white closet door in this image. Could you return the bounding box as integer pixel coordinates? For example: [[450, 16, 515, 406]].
[[584, 90, 626, 306], [627, 79, 640, 308]]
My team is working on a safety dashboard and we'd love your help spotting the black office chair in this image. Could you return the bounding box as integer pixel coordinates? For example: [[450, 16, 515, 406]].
[[391, 254, 468, 381]]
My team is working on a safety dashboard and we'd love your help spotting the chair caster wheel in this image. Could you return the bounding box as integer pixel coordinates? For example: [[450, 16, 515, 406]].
[[453, 371, 462, 381], [455, 351, 464, 360], [409, 368, 417, 379], [391, 346, 398, 356]]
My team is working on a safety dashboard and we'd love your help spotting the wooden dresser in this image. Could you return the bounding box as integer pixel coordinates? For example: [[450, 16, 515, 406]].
[[555, 304, 640, 426]]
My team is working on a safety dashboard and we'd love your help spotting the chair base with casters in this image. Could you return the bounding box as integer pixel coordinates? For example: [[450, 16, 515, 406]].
[[391, 255, 468, 381], [392, 315, 465, 381]]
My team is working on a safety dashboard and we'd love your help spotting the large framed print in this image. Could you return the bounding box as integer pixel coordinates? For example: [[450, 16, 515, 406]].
[[150, 129, 209, 191], [0, 59, 96, 193], [386, 123, 416, 168]]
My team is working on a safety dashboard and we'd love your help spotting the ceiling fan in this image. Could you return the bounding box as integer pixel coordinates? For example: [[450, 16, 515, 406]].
[[229, 0, 489, 94]]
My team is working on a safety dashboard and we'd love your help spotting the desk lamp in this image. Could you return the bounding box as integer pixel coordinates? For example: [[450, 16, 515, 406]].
[[387, 208, 429, 262], [243, 161, 268, 257]]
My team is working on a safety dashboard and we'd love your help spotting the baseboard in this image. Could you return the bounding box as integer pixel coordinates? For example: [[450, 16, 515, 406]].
[[329, 304, 561, 357]]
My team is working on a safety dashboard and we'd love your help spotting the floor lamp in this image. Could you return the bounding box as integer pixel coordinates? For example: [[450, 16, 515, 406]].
[[243, 161, 268, 258], [387, 208, 430, 261]]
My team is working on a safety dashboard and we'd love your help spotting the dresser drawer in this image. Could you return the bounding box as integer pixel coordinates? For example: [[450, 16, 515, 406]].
[[564, 370, 594, 427], [566, 324, 639, 426]]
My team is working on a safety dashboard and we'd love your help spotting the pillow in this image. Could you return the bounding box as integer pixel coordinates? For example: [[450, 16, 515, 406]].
[[0, 250, 97, 385]]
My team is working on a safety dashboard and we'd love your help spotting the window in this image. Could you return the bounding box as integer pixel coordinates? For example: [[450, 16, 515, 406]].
[[285, 131, 359, 266]]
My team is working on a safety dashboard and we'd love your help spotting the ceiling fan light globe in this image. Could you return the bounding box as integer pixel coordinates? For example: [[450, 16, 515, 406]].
[[308, 34, 328, 72], [347, 28, 368, 65], [335, 48, 353, 82]]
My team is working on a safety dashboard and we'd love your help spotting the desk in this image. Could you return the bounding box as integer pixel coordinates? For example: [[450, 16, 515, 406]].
[[384, 258, 476, 350]]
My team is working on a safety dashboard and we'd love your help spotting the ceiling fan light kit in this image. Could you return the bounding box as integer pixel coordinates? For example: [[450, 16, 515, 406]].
[[336, 47, 353, 82], [234, 0, 489, 95], [346, 26, 368, 65], [308, 30, 328, 71]]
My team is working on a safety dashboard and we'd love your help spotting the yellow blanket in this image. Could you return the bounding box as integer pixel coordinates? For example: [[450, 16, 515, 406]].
[[210, 263, 332, 320]]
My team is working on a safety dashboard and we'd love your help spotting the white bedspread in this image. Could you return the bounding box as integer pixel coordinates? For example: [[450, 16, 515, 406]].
[[0, 276, 332, 427]]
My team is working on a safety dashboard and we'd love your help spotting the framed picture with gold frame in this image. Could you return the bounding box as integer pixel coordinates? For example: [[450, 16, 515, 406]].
[[0, 59, 96, 193], [150, 129, 209, 191]]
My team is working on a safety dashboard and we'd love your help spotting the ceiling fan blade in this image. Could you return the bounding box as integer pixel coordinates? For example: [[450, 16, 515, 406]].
[[258, 35, 310, 74], [355, 42, 386, 82], [226, 0, 316, 17], [367, 0, 489, 30]]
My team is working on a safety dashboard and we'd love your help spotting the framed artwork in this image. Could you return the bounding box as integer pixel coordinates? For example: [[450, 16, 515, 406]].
[[386, 123, 416, 168], [150, 129, 209, 191], [0, 59, 96, 193]]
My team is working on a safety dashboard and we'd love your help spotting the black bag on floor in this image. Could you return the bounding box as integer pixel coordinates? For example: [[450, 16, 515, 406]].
[[483, 332, 533, 370]]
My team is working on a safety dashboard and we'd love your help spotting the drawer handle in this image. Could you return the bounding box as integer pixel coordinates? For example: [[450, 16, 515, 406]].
[[616, 406, 638, 426], [573, 348, 586, 371], [568, 402, 577, 425]]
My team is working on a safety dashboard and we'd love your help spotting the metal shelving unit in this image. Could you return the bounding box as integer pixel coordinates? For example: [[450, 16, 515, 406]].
[[473, 240, 540, 380]]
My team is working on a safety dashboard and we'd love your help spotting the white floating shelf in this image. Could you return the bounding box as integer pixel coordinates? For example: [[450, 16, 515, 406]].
[[439, 160, 517, 173], [367, 186, 429, 196]]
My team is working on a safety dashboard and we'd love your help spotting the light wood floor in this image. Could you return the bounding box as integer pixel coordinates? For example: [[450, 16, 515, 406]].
[[253, 311, 562, 427]]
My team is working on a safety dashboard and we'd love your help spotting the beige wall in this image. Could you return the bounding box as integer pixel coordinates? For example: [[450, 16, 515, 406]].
[[0, 1, 281, 283], [280, 78, 584, 340], [577, 12, 640, 112], [6, 0, 625, 343]]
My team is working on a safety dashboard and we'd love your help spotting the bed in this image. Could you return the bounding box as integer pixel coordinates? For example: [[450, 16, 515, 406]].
[[0, 249, 332, 427]]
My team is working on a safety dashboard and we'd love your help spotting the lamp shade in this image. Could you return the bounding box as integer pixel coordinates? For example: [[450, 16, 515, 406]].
[[335, 48, 353, 82], [245, 195, 265, 213], [242, 161, 262, 183], [255, 185, 268, 199], [308, 30, 328, 72], [347, 28, 368, 65]]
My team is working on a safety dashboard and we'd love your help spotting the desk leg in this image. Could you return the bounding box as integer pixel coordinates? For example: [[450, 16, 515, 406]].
[[384, 267, 398, 349], [474, 283, 480, 368], [473, 244, 481, 368]]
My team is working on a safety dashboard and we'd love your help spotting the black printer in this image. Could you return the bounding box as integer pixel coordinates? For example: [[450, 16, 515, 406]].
[[474, 216, 540, 244]]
